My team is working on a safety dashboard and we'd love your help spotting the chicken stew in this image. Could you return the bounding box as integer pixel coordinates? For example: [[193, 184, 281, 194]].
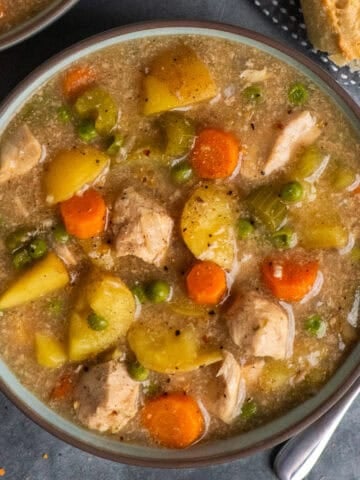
[[0, 35, 359, 449]]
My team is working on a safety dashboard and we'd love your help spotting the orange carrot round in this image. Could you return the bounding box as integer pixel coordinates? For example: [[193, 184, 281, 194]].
[[141, 393, 204, 448], [62, 66, 95, 99], [186, 260, 227, 305], [190, 128, 240, 179], [60, 189, 107, 240], [262, 257, 319, 302]]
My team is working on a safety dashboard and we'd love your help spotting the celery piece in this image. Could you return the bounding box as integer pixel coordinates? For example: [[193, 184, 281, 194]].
[[292, 145, 329, 182], [330, 163, 356, 191], [161, 112, 195, 160], [247, 186, 287, 231], [74, 86, 118, 136]]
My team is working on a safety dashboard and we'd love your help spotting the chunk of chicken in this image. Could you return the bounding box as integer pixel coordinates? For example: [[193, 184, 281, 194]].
[[240, 67, 271, 86], [74, 360, 139, 433], [263, 111, 321, 175], [112, 187, 174, 267], [226, 291, 294, 359], [210, 351, 246, 424], [0, 124, 42, 183]]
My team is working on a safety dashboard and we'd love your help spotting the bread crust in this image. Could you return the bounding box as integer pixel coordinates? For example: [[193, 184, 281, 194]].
[[300, 0, 360, 64]]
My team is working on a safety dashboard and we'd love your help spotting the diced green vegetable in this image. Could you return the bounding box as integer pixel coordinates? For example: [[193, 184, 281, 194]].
[[6, 228, 33, 253], [241, 399, 257, 419], [247, 186, 287, 231], [171, 161, 194, 184], [107, 132, 124, 156], [291, 145, 328, 181], [131, 284, 147, 304], [237, 218, 254, 239], [280, 181, 304, 203], [57, 105, 72, 123], [28, 238, 48, 259], [161, 112, 195, 160], [350, 245, 360, 262], [74, 86, 118, 136], [53, 224, 70, 244], [288, 82, 309, 106], [305, 314, 327, 338], [145, 280, 171, 304], [87, 312, 109, 331], [300, 224, 348, 249], [127, 360, 149, 382], [77, 120, 98, 143], [329, 163, 356, 191], [243, 85, 262, 102], [12, 248, 32, 270], [271, 227, 297, 249], [35, 333, 67, 368]]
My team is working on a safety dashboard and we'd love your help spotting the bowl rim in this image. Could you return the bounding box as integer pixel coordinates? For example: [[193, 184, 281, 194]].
[[0, 0, 79, 51], [0, 19, 359, 468]]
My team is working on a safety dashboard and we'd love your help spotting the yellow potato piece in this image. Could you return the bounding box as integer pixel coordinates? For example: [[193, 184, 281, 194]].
[[0, 252, 69, 310], [181, 185, 237, 270], [68, 274, 135, 362], [143, 45, 217, 115], [127, 320, 222, 374], [35, 333, 67, 368], [44, 146, 110, 204]]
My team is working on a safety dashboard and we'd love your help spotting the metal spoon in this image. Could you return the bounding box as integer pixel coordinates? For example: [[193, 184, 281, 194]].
[[274, 376, 360, 480]]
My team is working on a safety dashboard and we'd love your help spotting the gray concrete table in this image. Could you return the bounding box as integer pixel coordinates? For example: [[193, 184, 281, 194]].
[[0, 1, 359, 479]]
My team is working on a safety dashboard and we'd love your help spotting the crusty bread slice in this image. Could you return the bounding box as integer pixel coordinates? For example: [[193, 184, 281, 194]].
[[300, 0, 360, 66]]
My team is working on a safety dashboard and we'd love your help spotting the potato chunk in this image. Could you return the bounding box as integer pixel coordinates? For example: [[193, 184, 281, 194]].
[[68, 274, 135, 362], [0, 252, 69, 310], [44, 146, 110, 204], [181, 185, 237, 270], [35, 333, 67, 368], [143, 45, 217, 115], [127, 320, 222, 374]]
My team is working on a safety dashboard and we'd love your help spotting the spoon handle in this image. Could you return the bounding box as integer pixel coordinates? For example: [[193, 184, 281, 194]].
[[274, 377, 360, 480]]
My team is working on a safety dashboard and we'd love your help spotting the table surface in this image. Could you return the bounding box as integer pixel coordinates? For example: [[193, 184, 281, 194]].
[[0, 1, 359, 479]]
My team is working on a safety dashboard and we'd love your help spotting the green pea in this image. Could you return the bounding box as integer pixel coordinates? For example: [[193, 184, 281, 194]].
[[12, 248, 32, 270], [29, 238, 48, 259], [145, 280, 171, 304], [241, 399, 257, 420], [170, 161, 193, 184], [288, 82, 309, 106], [6, 228, 33, 253], [243, 85, 262, 102], [305, 314, 327, 338], [237, 218, 254, 239], [127, 360, 149, 382], [77, 120, 98, 143], [271, 227, 296, 249], [107, 132, 124, 156], [87, 312, 109, 331], [131, 284, 147, 304], [280, 181, 304, 203], [53, 224, 70, 244], [57, 105, 72, 123]]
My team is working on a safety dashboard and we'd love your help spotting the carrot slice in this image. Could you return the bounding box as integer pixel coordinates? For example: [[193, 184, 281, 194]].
[[50, 372, 75, 401], [262, 257, 319, 302], [141, 393, 204, 448], [190, 128, 240, 179], [62, 66, 95, 99], [60, 189, 107, 240], [186, 260, 227, 305], [352, 185, 360, 195]]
